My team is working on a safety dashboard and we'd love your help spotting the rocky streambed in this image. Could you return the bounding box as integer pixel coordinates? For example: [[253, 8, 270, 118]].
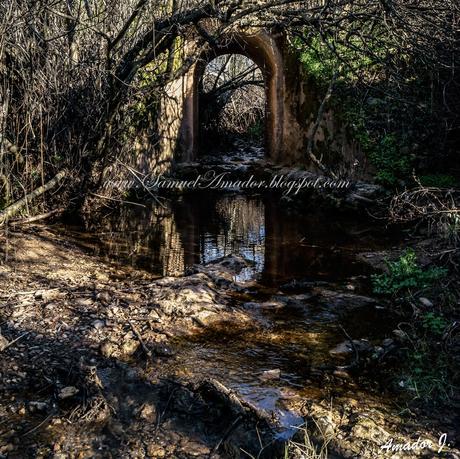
[[1, 223, 458, 458]]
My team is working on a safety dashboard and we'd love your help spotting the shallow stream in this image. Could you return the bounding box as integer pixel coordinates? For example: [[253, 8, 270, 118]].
[[61, 192, 401, 436]]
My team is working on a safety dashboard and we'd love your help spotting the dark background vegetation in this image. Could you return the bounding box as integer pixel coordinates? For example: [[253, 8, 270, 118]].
[[0, 0, 459, 208]]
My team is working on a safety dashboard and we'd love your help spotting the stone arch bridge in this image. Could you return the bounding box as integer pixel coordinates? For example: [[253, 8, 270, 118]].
[[134, 27, 370, 178]]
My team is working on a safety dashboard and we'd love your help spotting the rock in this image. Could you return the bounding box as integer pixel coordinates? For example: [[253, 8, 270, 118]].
[[100, 341, 117, 358], [373, 346, 384, 357], [330, 341, 354, 356], [350, 416, 391, 443], [92, 319, 105, 330], [178, 441, 210, 456], [146, 444, 166, 458], [74, 297, 94, 307], [260, 369, 281, 381], [29, 401, 48, 412], [330, 339, 371, 356], [312, 288, 377, 310], [418, 297, 433, 308], [333, 369, 351, 379], [191, 310, 219, 327], [96, 291, 112, 305], [0, 333, 9, 351], [121, 334, 139, 357], [0, 443, 15, 454], [152, 343, 174, 357], [58, 386, 79, 400], [138, 403, 156, 423], [382, 338, 394, 347], [35, 289, 66, 302]]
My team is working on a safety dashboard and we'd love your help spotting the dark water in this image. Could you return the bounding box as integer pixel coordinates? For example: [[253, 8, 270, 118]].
[[65, 192, 392, 284], [60, 192, 399, 434]]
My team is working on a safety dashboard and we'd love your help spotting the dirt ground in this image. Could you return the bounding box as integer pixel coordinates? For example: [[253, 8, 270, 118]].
[[0, 226, 459, 459]]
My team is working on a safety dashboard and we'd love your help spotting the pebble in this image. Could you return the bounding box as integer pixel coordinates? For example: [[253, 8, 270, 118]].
[[333, 369, 351, 380], [0, 333, 9, 351], [58, 386, 79, 400], [146, 444, 166, 458], [29, 401, 48, 412], [139, 403, 157, 423], [96, 291, 112, 305], [418, 297, 433, 308], [92, 319, 105, 330], [100, 341, 117, 358], [382, 338, 394, 347], [260, 369, 281, 380], [122, 338, 139, 357]]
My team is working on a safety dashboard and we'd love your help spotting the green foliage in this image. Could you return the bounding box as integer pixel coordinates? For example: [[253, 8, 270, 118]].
[[293, 36, 383, 87], [404, 343, 452, 403], [403, 312, 451, 403], [418, 174, 458, 188], [369, 134, 411, 187], [421, 312, 448, 336], [372, 249, 447, 295], [342, 101, 412, 186], [289, 33, 448, 189], [295, 37, 337, 85], [246, 119, 264, 140]]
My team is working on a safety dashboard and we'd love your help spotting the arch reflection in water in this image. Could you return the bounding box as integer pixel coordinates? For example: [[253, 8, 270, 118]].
[[83, 194, 264, 279], [82, 193, 374, 283]]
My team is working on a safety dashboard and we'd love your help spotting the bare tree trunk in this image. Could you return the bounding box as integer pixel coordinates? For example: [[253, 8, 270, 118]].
[[306, 71, 338, 178], [0, 170, 67, 224]]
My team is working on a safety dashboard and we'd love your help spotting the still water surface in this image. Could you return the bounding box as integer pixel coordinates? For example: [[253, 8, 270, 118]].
[[62, 192, 399, 434]]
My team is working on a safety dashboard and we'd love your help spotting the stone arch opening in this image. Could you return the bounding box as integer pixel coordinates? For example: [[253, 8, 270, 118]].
[[198, 53, 266, 155], [179, 31, 285, 163]]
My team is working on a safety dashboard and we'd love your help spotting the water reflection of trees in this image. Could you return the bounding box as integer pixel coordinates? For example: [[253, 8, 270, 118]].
[[202, 196, 265, 272], [84, 195, 266, 277], [85, 203, 185, 277], [83, 194, 372, 283]]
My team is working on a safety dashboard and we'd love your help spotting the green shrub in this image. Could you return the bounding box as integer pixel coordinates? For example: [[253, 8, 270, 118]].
[[418, 174, 458, 188], [404, 343, 452, 403], [369, 134, 412, 187], [290, 34, 434, 189], [372, 249, 447, 295], [421, 312, 448, 336]]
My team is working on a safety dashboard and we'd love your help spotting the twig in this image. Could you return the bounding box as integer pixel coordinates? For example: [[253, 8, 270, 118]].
[[210, 415, 243, 456], [306, 71, 338, 179], [338, 324, 359, 368], [90, 192, 146, 208], [127, 319, 153, 360], [9, 208, 64, 225], [0, 332, 29, 352]]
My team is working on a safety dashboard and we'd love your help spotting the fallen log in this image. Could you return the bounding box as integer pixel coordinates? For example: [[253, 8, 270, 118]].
[[198, 378, 274, 424], [9, 208, 64, 226], [0, 170, 67, 225]]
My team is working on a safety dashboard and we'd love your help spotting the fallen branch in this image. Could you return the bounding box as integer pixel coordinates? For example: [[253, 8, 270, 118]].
[[199, 378, 273, 424], [0, 170, 67, 225], [9, 208, 64, 226], [0, 332, 29, 352], [90, 192, 147, 208], [127, 318, 154, 361]]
